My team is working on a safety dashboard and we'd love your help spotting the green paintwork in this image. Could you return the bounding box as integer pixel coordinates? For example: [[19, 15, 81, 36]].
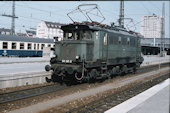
[[53, 24, 143, 65]]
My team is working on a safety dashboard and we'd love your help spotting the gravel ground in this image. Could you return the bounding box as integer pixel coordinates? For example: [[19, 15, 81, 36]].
[[40, 69, 170, 113], [4, 67, 169, 113]]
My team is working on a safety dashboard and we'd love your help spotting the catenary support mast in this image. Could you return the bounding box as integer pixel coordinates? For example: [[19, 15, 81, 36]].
[[119, 0, 124, 28], [2, 1, 18, 35]]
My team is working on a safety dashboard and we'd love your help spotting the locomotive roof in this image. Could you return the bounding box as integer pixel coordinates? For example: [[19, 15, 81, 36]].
[[61, 22, 143, 38], [0, 34, 53, 43]]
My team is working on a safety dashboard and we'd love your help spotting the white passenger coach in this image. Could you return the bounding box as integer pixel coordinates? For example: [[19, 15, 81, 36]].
[[0, 34, 54, 57]]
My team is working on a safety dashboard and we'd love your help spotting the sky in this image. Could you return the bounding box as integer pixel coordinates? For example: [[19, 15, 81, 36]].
[[0, 1, 169, 38]]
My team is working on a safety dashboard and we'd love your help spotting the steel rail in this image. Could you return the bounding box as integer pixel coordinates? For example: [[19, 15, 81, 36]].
[[0, 84, 67, 104]]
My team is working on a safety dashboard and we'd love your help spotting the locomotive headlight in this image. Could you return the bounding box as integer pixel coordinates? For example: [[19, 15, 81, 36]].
[[76, 55, 80, 60]]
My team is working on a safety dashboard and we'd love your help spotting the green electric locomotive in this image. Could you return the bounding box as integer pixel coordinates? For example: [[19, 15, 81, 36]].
[[45, 4, 144, 85], [45, 21, 144, 84]]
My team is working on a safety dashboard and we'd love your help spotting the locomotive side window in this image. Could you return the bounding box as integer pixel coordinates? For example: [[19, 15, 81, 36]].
[[3, 42, 8, 49], [104, 33, 107, 45], [127, 37, 130, 45], [12, 42, 16, 49], [20, 43, 24, 50], [118, 36, 121, 44]]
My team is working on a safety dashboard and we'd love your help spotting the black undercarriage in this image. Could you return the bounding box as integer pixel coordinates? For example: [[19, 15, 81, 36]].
[[45, 58, 142, 85]]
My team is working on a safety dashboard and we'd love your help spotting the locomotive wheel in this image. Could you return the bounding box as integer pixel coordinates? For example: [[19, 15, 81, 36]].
[[122, 65, 128, 74], [88, 69, 98, 83], [110, 67, 116, 78], [133, 67, 137, 74], [75, 72, 84, 81], [115, 66, 122, 75], [51, 74, 59, 82]]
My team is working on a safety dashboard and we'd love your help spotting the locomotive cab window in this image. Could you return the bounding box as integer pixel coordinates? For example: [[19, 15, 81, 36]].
[[64, 30, 92, 40], [82, 30, 92, 40]]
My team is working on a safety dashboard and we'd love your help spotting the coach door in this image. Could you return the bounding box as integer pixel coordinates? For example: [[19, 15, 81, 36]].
[[102, 33, 108, 60]]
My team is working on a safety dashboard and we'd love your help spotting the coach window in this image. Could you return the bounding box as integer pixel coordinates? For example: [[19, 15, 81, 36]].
[[41, 44, 45, 50], [28, 43, 31, 50], [48, 44, 51, 47], [34, 44, 36, 50], [37, 44, 39, 50], [20, 43, 24, 49], [3, 42, 8, 49], [12, 42, 16, 49]]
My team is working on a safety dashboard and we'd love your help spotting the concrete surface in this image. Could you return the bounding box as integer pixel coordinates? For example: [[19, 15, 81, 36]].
[[0, 57, 50, 64], [0, 62, 49, 75], [0, 71, 51, 89], [141, 55, 170, 67], [105, 78, 170, 113]]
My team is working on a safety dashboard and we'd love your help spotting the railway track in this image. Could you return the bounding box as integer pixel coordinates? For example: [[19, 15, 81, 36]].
[[66, 72, 169, 113], [0, 62, 169, 105], [0, 84, 67, 104]]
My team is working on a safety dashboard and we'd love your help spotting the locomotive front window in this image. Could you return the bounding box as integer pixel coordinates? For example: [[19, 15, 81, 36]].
[[64, 30, 92, 40], [82, 31, 92, 40]]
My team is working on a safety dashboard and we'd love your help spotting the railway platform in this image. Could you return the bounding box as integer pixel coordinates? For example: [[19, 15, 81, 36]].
[[0, 55, 169, 89], [105, 78, 170, 113]]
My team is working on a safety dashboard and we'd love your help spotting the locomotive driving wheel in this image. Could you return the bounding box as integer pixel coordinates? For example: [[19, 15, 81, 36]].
[[74, 72, 84, 82], [88, 69, 99, 83]]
